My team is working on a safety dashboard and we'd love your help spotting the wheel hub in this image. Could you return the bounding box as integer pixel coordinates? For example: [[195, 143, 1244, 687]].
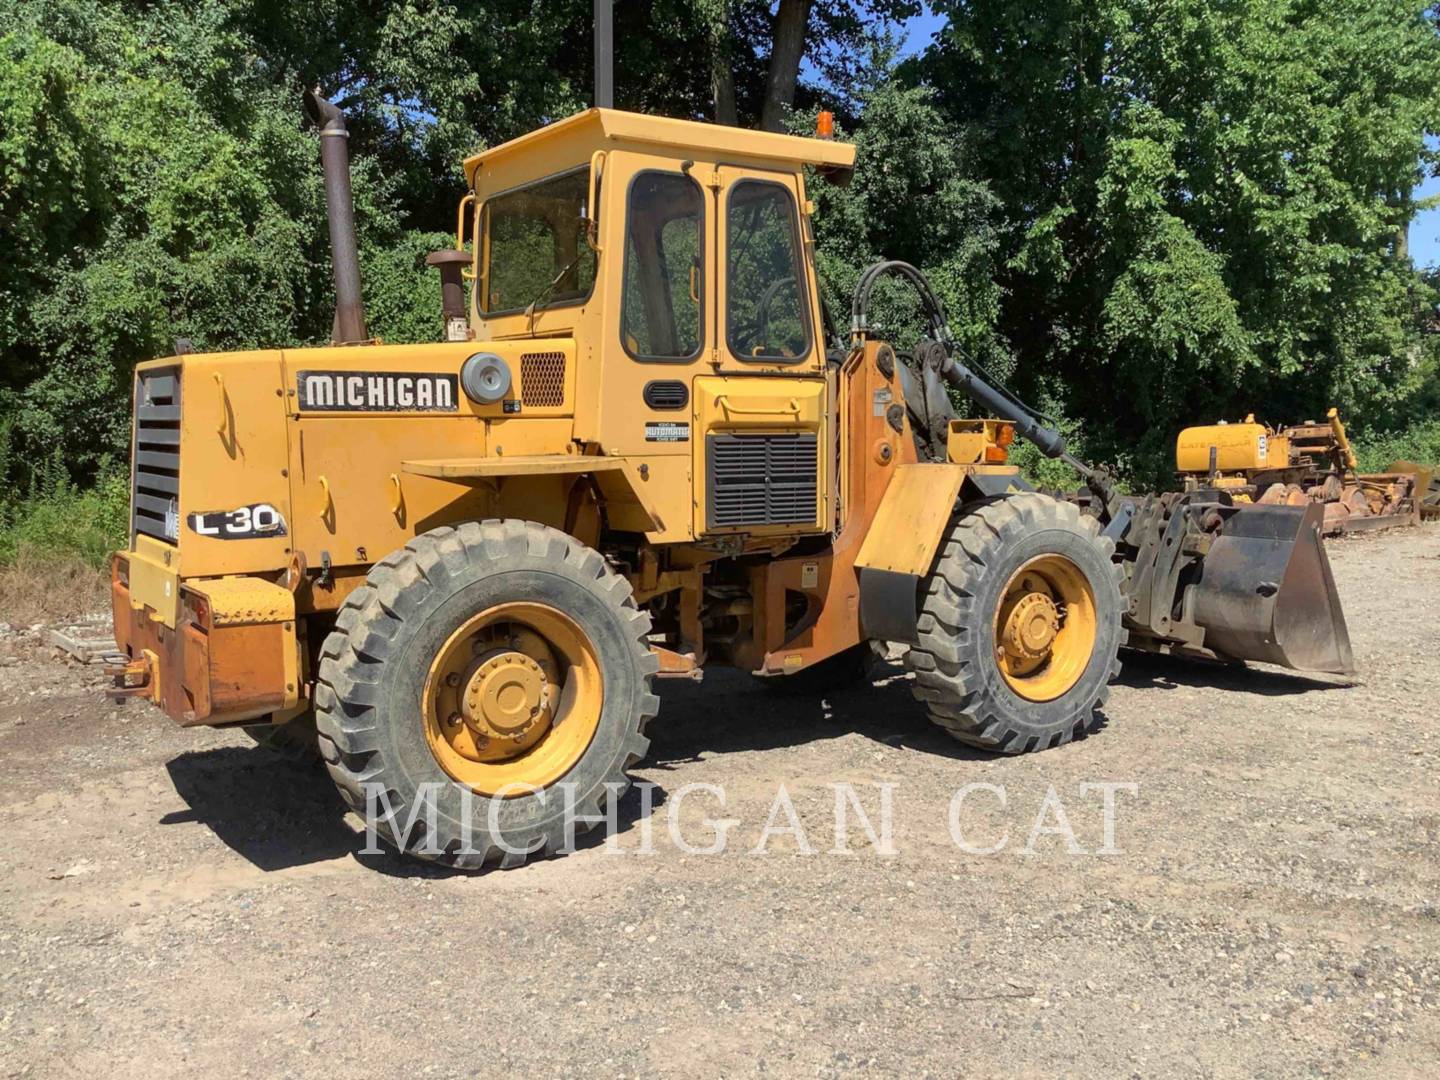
[[422, 602, 603, 796], [1000, 591, 1060, 661], [462, 650, 549, 743], [992, 556, 1098, 703]]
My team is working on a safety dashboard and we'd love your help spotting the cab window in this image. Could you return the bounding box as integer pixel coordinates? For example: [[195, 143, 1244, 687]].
[[726, 181, 810, 361], [621, 171, 704, 361], [481, 167, 595, 315]]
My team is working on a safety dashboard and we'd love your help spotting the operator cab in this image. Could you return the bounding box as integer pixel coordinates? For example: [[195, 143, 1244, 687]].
[[458, 109, 857, 543], [461, 110, 852, 359]]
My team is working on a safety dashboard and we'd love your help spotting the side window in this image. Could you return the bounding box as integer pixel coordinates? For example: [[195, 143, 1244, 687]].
[[726, 181, 810, 362], [621, 172, 704, 361], [481, 168, 595, 315]]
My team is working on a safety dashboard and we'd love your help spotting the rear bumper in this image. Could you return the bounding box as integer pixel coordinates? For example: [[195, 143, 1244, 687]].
[[110, 554, 303, 726]]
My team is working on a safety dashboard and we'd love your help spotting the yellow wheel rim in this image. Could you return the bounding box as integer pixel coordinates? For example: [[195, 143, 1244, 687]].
[[993, 554, 1097, 703], [421, 602, 603, 797]]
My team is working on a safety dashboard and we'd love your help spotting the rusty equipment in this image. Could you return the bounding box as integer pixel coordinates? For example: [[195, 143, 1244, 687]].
[[1176, 410, 1424, 536], [107, 87, 1356, 868], [1387, 459, 1439, 521]]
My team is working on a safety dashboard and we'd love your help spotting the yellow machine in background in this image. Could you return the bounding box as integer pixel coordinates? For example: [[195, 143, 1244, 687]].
[[108, 91, 1353, 868], [1176, 409, 1425, 535]]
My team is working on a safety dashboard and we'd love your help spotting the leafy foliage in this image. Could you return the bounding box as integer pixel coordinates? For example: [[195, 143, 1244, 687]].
[[925, 0, 1440, 487], [805, 76, 1004, 368], [0, 454, 129, 567], [1352, 418, 1440, 473], [1, 0, 1438, 568]]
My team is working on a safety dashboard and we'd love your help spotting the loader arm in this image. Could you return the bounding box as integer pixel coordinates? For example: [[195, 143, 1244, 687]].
[[848, 259, 1354, 678]]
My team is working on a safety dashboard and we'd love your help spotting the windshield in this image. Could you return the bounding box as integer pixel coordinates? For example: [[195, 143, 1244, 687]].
[[480, 167, 596, 315]]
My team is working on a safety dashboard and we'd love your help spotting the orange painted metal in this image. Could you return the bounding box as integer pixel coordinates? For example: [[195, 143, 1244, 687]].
[[650, 645, 703, 680], [111, 558, 297, 727], [745, 341, 918, 674]]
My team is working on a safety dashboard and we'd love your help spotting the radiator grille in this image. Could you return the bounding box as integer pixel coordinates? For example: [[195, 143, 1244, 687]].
[[132, 366, 181, 542], [520, 352, 566, 407], [707, 432, 818, 529]]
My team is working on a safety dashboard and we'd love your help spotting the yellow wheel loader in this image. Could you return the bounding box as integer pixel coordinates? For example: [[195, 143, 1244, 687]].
[[107, 91, 1352, 867]]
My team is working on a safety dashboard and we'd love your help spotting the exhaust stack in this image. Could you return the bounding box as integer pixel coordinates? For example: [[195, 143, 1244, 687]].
[[594, 0, 613, 108], [303, 88, 367, 345]]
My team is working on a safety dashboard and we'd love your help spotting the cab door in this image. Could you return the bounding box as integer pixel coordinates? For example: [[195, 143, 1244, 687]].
[[692, 165, 830, 537], [712, 166, 824, 374]]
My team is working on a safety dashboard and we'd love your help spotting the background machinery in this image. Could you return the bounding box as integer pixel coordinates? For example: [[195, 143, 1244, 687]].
[[107, 90, 1353, 867], [1176, 410, 1426, 535]]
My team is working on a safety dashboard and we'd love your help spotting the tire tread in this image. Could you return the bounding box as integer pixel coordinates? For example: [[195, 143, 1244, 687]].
[[903, 493, 1125, 754], [314, 519, 654, 868]]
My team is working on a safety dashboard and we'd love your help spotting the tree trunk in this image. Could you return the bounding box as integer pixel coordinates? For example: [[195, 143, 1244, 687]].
[[711, 2, 737, 126], [1392, 185, 1412, 262], [760, 0, 809, 132]]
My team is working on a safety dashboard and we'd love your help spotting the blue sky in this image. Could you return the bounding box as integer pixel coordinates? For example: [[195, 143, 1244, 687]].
[[897, 7, 1440, 267]]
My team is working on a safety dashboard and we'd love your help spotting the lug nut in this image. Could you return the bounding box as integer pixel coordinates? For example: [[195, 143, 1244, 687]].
[[445, 672, 461, 687]]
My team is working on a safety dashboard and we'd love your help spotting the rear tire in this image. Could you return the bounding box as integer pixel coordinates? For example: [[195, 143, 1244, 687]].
[[904, 494, 1124, 753], [314, 521, 659, 868]]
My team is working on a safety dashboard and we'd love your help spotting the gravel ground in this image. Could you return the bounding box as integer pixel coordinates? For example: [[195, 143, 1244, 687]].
[[1, 526, 1437, 1077]]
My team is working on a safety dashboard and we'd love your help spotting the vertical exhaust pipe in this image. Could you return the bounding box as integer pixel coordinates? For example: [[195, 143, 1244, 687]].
[[594, 0, 613, 108], [303, 88, 367, 345], [426, 249, 473, 341]]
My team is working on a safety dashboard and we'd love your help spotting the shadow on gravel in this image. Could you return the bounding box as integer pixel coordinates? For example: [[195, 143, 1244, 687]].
[[645, 661, 1011, 766], [1116, 650, 1353, 696], [158, 655, 1146, 875], [162, 749, 358, 872], [161, 745, 668, 878]]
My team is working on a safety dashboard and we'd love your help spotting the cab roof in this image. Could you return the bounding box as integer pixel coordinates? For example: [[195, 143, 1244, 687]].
[[462, 108, 856, 190]]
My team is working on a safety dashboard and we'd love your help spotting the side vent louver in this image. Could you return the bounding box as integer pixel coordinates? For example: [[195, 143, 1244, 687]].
[[519, 352, 565, 407], [133, 366, 181, 542], [707, 432, 818, 530], [643, 380, 688, 410]]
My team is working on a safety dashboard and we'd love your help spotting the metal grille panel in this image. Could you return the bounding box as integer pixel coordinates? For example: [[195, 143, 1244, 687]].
[[643, 380, 688, 410], [707, 432, 818, 529], [520, 352, 566, 407], [133, 366, 181, 542]]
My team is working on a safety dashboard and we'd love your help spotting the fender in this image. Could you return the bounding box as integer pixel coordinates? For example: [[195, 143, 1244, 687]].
[[853, 463, 1031, 643], [401, 454, 665, 533]]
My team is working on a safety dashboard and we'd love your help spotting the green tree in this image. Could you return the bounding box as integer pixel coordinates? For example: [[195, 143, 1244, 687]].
[[0, 0, 913, 492], [923, 0, 1440, 484], [804, 76, 1003, 370]]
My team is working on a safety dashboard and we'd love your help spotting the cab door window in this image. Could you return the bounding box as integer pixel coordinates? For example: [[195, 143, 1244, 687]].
[[725, 181, 811, 362], [621, 171, 705, 361]]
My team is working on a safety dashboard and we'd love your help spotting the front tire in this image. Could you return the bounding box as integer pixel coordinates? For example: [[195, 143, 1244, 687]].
[[904, 494, 1124, 753], [314, 521, 659, 868]]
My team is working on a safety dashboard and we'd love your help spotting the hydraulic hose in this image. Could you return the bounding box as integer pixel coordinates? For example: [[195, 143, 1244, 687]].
[[850, 260, 1068, 459]]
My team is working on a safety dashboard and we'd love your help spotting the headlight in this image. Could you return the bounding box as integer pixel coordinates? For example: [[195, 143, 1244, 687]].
[[460, 352, 512, 404]]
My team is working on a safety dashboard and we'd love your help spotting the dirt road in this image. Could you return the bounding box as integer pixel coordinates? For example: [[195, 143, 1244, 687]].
[[2, 528, 1438, 1077]]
